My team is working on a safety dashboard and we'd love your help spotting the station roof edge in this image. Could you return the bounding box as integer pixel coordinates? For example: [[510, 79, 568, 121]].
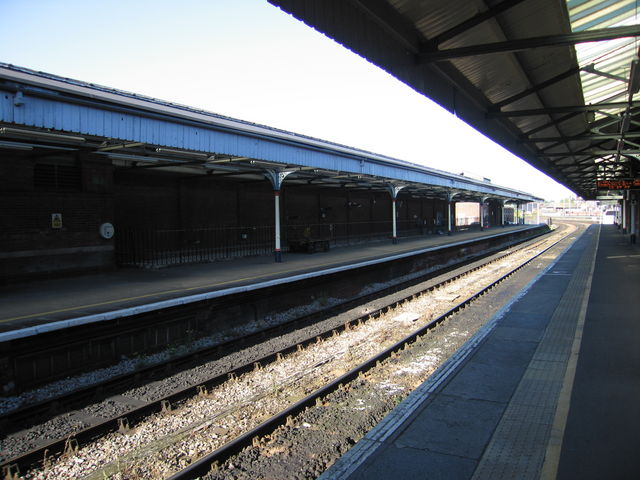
[[0, 63, 542, 202]]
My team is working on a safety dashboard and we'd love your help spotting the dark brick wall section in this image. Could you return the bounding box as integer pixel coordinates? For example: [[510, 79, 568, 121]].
[[319, 190, 350, 223], [115, 172, 275, 229], [0, 151, 32, 192], [114, 169, 179, 229], [182, 177, 241, 227], [285, 186, 320, 224], [2, 150, 475, 280], [0, 153, 115, 281], [238, 181, 273, 227]]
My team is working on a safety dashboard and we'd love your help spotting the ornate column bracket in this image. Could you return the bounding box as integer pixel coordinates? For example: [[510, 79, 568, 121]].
[[263, 169, 293, 191]]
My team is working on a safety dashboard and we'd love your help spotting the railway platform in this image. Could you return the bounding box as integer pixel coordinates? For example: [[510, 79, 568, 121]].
[[0, 225, 534, 337], [319, 224, 640, 480]]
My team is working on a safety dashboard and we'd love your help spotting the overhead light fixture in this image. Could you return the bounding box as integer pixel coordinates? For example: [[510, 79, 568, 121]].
[[0, 127, 85, 143], [207, 156, 250, 164], [248, 159, 285, 167], [203, 163, 244, 172], [0, 140, 33, 151], [0, 140, 78, 151], [98, 151, 205, 165], [98, 142, 145, 152], [155, 147, 209, 159], [100, 152, 169, 163]]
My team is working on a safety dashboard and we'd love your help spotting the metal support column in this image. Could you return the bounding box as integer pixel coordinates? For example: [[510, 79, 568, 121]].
[[501, 200, 507, 227], [622, 194, 629, 234], [264, 169, 292, 263], [630, 193, 637, 243], [518, 203, 523, 224], [387, 184, 405, 244], [446, 191, 458, 236], [274, 190, 282, 261], [480, 196, 489, 230], [392, 198, 398, 243]]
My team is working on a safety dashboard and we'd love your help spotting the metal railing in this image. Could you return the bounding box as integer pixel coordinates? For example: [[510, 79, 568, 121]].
[[115, 220, 446, 267], [116, 225, 275, 267]]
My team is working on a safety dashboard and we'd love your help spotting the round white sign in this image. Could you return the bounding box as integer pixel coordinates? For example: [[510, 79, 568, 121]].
[[99, 223, 115, 239]]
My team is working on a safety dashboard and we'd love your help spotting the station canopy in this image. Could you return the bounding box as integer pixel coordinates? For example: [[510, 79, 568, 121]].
[[0, 62, 538, 203], [269, 0, 640, 199]]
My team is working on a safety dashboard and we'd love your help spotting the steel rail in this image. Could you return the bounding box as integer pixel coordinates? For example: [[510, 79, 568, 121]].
[[1, 228, 553, 431], [167, 225, 575, 480], [0, 226, 565, 478]]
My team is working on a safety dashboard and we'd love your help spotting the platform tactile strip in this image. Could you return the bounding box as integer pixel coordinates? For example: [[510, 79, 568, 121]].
[[471, 228, 599, 480]]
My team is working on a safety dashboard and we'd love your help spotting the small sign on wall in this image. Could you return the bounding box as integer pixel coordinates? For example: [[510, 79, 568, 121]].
[[99, 223, 115, 239], [51, 213, 62, 229]]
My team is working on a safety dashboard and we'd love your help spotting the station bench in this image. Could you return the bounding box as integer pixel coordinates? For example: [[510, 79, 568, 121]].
[[288, 238, 330, 253]]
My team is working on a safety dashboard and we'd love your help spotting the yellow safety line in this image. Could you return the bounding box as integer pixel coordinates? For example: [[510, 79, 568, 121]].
[[0, 246, 410, 324], [0, 228, 515, 324], [540, 225, 600, 479]]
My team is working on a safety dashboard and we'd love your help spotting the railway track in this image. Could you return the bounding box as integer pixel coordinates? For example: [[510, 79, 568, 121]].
[[1, 223, 579, 479], [2, 228, 555, 426]]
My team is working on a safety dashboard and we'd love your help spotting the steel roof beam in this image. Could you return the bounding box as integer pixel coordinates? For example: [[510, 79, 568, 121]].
[[132, 160, 208, 169], [539, 149, 640, 157], [522, 132, 640, 143], [522, 112, 583, 137], [418, 25, 640, 62], [494, 66, 583, 110], [491, 101, 640, 117], [582, 63, 628, 83], [535, 134, 612, 154], [425, 0, 527, 47]]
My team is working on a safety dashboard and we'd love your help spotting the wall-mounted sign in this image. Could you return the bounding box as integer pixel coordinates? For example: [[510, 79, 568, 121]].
[[99, 223, 115, 239], [597, 179, 640, 190], [51, 213, 62, 229]]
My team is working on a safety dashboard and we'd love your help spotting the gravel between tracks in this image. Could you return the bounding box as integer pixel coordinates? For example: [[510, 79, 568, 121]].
[[2, 223, 581, 479], [202, 224, 582, 480]]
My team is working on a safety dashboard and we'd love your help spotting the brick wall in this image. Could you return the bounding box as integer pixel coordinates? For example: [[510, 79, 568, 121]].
[[0, 153, 115, 281]]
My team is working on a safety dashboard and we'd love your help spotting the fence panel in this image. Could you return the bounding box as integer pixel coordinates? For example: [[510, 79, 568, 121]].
[[116, 219, 446, 268]]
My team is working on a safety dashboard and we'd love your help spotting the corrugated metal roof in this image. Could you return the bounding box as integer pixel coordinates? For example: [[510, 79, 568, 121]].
[[568, 0, 639, 188], [269, 0, 640, 199], [0, 63, 538, 202], [571, 0, 638, 109]]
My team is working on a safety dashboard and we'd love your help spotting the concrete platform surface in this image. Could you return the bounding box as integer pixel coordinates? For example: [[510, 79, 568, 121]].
[[0, 226, 531, 334], [319, 224, 640, 480]]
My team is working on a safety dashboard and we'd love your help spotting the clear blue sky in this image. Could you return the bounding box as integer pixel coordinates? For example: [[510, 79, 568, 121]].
[[0, 0, 574, 200]]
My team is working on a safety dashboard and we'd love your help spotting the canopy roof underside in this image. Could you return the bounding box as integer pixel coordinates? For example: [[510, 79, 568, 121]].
[[269, 0, 640, 199]]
